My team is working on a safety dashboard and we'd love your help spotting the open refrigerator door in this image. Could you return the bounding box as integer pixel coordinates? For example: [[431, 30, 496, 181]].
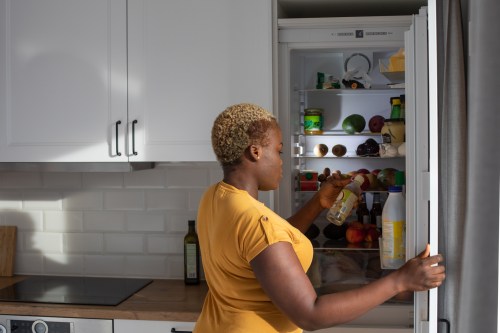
[[276, 7, 437, 333]]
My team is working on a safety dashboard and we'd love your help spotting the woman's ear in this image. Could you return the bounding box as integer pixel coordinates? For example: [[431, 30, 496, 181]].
[[248, 144, 261, 162]]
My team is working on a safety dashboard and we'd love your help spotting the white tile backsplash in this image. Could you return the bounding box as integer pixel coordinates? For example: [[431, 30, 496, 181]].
[[84, 255, 126, 276], [63, 191, 104, 210], [0, 163, 273, 279], [83, 172, 124, 189], [0, 172, 42, 188], [104, 233, 145, 254], [146, 190, 188, 211], [44, 211, 83, 232], [83, 211, 126, 232], [42, 172, 82, 189], [25, 232, 63, 253], [104, 191, 145, 211], [64, 233, 104, 253], [22, 192, 63, 210]]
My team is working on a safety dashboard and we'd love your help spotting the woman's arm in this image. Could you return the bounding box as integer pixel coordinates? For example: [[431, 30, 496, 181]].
[[287, 173, 351, 233], [251, 243, 445, 331]]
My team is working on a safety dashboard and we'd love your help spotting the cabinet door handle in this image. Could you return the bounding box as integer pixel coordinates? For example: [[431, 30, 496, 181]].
[[132, 119, 138, 155], [115, 120, 122, 156], [171, 329, 192, 333]]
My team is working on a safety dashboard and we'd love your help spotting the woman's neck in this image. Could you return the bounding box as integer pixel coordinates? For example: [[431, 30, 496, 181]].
[[223, 167, 258, 199]]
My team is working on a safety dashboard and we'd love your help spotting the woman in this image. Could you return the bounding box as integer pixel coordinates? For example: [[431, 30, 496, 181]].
[[194, 103, 445, 333]]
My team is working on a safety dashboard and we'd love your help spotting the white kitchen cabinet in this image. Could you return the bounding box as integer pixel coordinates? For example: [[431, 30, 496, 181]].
[[0, 0, 128, 162], [114, 319, 195, 333], [0, 0, 273, 163], [127, 0, 273, 161]]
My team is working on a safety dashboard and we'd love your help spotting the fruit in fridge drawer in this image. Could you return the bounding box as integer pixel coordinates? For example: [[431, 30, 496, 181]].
[[323, 223, 347, 240], [342, 114, 366, 134], [305, 223, 320, 240], [313, 143, 329, 157], [376, 168, 398, 189], [364, 225, 381, 242], [368, 115, 385, 133], [332, 144, 347, 157], [346, 222, 367, 243]]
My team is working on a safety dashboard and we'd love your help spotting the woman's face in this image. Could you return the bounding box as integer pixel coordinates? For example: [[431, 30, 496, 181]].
[[257, 126, 283, 191]]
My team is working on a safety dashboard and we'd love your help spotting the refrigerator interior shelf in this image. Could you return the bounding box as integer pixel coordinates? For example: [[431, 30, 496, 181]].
[[296, 130, 382, 136], [297, 153, 403, 159], [297, 87, 404, 95]]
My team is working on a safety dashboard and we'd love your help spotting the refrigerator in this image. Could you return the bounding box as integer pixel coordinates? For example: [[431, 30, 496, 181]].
[[275, 6, 440, 333]]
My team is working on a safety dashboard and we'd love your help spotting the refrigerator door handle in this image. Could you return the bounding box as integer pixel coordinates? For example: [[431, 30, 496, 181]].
[[438, 318, 450, 333]]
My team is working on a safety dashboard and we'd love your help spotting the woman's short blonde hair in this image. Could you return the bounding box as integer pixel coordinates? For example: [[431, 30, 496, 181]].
[[211, 103, 277, 165]]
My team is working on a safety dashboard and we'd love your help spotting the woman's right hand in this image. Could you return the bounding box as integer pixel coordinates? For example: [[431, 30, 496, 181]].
[[316, 171, 352, 210], [393, 244, 446, 292]]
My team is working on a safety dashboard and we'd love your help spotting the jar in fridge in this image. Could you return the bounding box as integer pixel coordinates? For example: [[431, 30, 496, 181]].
[[304, 108, 323, 135], [381, 119, 405, 144]]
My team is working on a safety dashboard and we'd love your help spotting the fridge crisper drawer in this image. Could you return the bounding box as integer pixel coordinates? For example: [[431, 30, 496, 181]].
[[306, 249, 414, 329], [301, 303, 413, 332]]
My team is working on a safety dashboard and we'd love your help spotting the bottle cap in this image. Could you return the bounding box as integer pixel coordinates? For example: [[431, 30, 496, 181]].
[[391, 98, 401, 105], [353, 174, 365, 185], [395, 171, 405, 186], [188, 220, 195, 226], [388, 185, 402, 192]]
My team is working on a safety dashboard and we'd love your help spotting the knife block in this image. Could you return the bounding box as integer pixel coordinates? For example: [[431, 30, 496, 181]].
[[0, 226, 16, 276]]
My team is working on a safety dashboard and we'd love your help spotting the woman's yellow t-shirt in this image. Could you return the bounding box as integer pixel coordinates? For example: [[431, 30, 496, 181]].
[[193, 182, 313, 333]]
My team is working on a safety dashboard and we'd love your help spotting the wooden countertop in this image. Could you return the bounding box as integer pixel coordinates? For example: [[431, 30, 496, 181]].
[[0, 276, 208, 321]]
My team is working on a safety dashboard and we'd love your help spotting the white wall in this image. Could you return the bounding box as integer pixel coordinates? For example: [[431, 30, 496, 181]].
[[0, 163, 271, 279]]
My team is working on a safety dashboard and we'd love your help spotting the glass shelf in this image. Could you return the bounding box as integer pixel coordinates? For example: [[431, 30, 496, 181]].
[[296, 154, 403, 159], [297, 87, 405, 95], [295, 130, 382, 136]]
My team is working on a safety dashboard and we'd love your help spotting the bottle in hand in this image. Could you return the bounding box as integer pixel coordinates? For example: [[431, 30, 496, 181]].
[[184, 220, 200, 285], [326, 175, 364, 226], [356, 192, 370, 225]]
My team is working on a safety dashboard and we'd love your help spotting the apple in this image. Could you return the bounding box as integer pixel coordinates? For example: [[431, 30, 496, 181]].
[[346, 222, 366, 243], [365, 173, 378, 190], [371, 169, 381, 176], [349, 221, 364, 228], [356, 168, 370, 174], [368, 115, 385, 133], [364, 226, 380, 242]]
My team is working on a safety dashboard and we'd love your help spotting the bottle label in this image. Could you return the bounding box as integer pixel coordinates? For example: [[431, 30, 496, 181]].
[[382, 220, 405, 260], [327, 189, 358, 225], [185, 244, 198, 278], [304, 115, 323, 133]]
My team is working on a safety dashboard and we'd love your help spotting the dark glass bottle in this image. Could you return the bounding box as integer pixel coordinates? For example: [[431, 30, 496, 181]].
[[184, 220, 200, 285], [356, 192, 370, 225], [370, 192, 383, 231]]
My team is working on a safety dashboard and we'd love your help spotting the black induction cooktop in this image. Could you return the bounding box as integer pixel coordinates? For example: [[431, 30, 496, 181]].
[[0, 276, 153, 306]]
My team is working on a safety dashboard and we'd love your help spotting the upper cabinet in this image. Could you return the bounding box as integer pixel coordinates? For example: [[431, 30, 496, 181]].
[[128, 0, 273, 162], [0, 0, 128, 162], [0, 0, 273, 163]]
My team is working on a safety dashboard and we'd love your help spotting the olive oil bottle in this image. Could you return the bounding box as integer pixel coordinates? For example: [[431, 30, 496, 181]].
[[184, 220, 200, 285]]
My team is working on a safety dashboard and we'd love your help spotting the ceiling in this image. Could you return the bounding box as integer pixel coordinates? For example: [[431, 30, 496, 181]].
[[277, 0, 427, 18]]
